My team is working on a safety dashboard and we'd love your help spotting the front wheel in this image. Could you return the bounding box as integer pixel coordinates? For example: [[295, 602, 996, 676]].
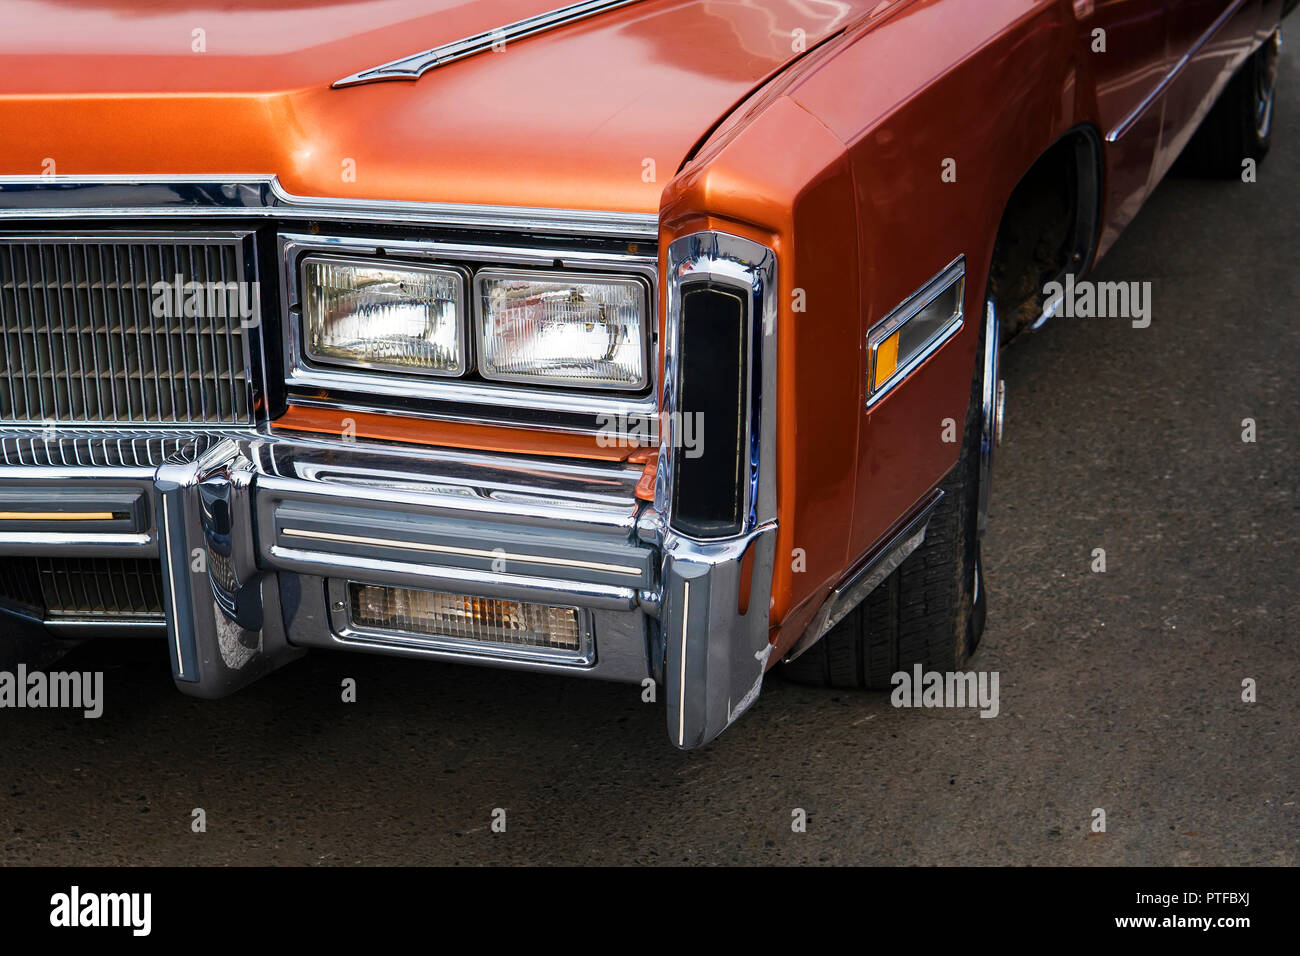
[[780, 307, 993, 690]]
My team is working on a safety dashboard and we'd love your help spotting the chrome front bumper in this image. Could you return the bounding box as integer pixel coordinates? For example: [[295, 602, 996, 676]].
[[0, 429, 775, 748]]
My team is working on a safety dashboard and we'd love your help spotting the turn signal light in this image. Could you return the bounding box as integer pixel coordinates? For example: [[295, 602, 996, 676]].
[[347, 582, 587, 659]]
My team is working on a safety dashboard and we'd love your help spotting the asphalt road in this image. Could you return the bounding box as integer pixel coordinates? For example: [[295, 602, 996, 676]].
[[3, 55, 1298, 868]]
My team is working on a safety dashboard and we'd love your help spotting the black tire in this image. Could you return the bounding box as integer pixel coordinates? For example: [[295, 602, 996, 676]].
[[781, 326, 986, 690], [1176, 32, 1279, 178]]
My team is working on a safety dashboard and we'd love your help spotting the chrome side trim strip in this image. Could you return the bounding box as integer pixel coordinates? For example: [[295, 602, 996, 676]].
[[0, 175, 658, 240], [1106, 0, 1251, 143], [332, 0, 646, 88], [785, 489, 945, 663]]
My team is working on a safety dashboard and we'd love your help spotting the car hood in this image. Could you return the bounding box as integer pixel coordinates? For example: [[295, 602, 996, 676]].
[[0, 0, 867, 214]]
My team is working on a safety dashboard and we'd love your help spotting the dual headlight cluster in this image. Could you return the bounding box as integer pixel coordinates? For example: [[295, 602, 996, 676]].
[[301, 256, 649, 391]]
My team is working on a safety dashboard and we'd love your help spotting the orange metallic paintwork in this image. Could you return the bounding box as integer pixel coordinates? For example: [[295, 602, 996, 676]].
[[661, 0, 1271, 661], [2, 0, 1277, 667], [273, 405, 638, 461], [0, 0, 866, 214]]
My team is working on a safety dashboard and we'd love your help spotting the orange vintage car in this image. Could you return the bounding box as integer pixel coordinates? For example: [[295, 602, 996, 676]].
[[0, 0, 1287, 746]]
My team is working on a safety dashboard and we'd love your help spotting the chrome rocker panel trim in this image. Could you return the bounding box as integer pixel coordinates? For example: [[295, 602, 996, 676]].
[[332, 0, 647, 88]]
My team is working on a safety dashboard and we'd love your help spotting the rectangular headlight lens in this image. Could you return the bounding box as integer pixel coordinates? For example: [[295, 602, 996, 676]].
[[302, 257, 465, 376], [475, 270, 648, 390]]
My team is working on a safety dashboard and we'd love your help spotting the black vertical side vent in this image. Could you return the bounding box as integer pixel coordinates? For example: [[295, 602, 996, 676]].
[[669, 282, 749, 539]]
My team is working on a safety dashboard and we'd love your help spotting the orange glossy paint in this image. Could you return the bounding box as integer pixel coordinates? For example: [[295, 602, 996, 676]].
[[0, 0, 869, 214], [274, 405, 639, 462]]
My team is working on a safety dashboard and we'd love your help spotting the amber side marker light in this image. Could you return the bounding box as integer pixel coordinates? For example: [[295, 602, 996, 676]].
[[867, 258, 965, 404]]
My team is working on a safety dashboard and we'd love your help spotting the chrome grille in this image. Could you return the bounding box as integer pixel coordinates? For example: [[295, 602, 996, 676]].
[[0, 556, 165, 620], [0, 234, 254, 425], [0, 430, 226, 468]]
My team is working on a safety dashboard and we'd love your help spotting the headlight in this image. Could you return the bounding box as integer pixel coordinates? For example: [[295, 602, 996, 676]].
[[475, 269, 648, 390], [302, 257, 466, 376]]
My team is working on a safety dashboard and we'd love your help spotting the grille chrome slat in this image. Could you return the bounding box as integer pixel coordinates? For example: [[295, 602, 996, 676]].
[[0, 556, 166, 620], [0, 234, 254, 426], [0, 430, 229, 468]]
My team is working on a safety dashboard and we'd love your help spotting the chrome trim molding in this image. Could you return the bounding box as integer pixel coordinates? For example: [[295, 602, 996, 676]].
[[978, 300, 1001, 537], [785, 490, 945, 663], [281, 527, 643, 577], [1106, 0, 1251, 142], [656, 232, 778, 539], [656, 231, 779, 749], [865, 256, 965, 408], [0, 531, 150, 547], [332, 0, 646, 88], [0, 175, 658, 240], [43, 618, 167, 632]]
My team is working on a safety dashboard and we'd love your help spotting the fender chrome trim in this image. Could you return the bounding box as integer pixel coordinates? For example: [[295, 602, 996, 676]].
[[332, 1, 646, 88], [785, 489, 945, 664]]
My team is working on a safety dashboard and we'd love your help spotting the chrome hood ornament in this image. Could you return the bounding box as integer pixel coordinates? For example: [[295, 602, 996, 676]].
[[333, 0, 645, 89]]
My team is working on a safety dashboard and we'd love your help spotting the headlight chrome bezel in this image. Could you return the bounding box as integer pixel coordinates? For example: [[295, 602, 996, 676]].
[[278, 232, 659, 436]]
